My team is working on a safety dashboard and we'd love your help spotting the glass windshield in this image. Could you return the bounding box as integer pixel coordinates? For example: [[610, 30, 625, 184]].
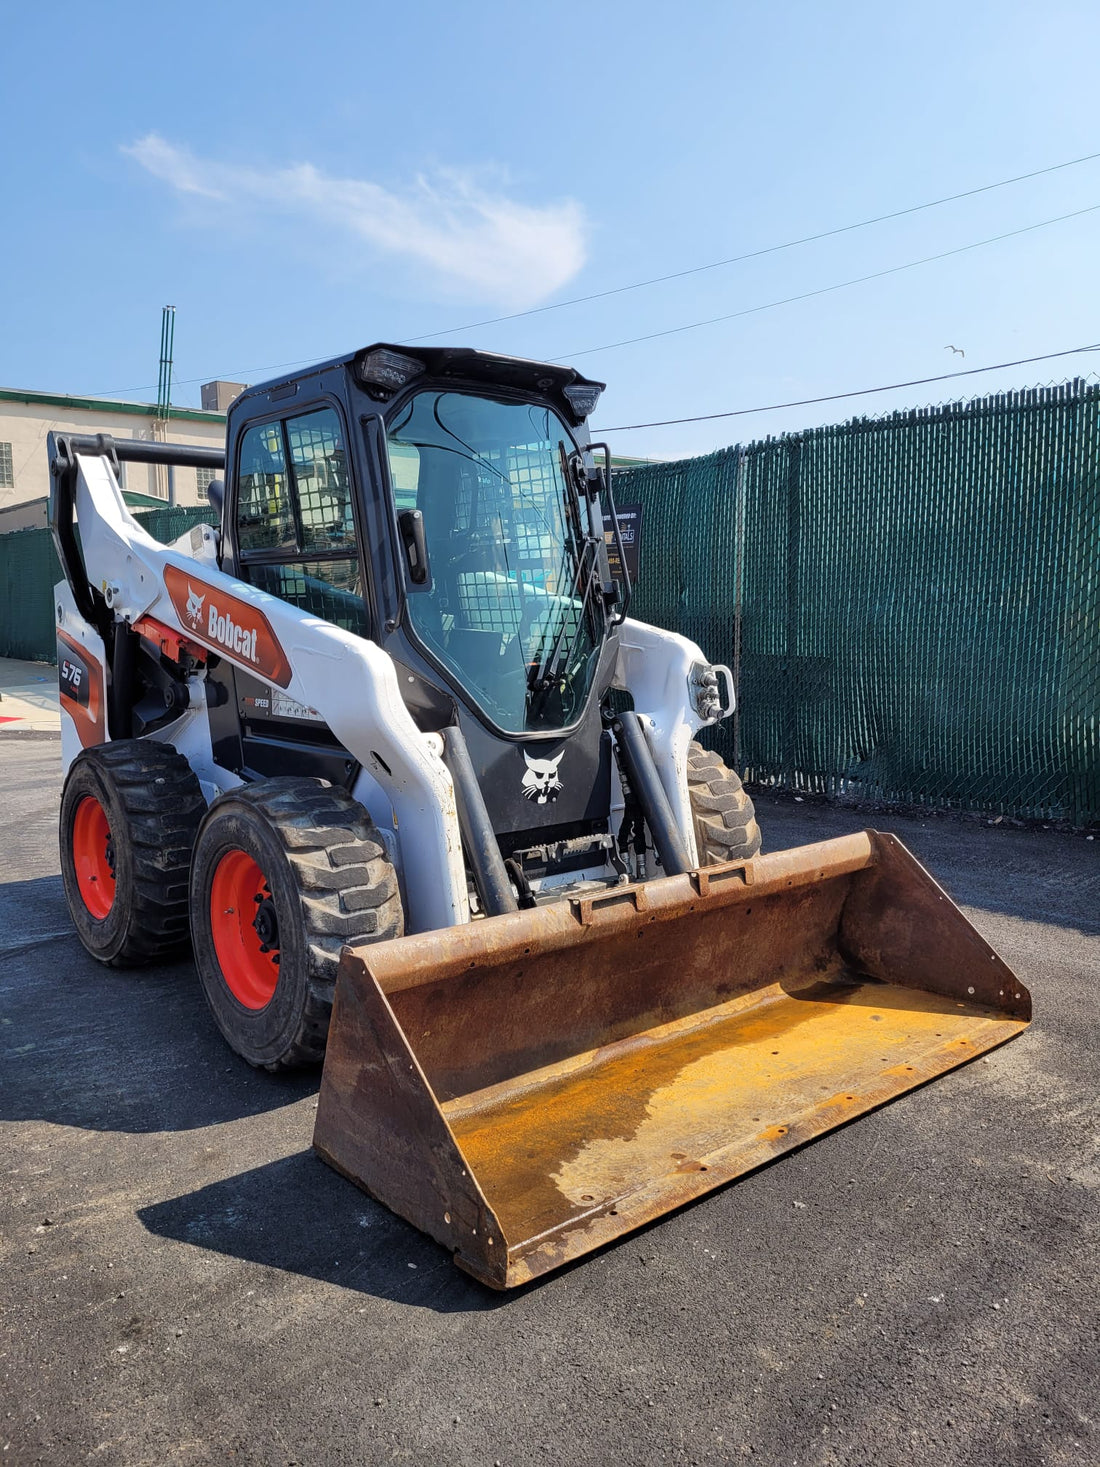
[[387, 390, 606, 733]]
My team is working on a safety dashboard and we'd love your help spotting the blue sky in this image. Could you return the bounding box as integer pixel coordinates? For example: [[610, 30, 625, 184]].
[[2, 1, 1098, 458]]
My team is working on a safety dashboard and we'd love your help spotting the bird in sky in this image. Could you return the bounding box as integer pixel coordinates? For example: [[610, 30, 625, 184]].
[[945, 344, 966, 357]]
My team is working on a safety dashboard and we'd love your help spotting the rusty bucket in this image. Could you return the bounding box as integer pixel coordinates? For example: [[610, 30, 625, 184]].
[[313, 831, 1030, 1289]]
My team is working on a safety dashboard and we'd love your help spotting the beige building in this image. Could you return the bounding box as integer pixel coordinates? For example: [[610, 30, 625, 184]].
[[0, 384, 243, 533]]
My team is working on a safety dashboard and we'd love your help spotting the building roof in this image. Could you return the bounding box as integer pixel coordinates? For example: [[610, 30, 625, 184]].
[[0, 387, 224, 426]]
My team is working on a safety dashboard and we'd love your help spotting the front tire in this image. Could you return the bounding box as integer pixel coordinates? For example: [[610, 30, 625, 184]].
[[687, 741, 761, 864], [189, 778, 402, 1070], [59, 740, 206, 966]]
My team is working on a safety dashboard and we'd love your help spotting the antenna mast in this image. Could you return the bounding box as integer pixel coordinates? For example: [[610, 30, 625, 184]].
[[153, 305, 176, 502]]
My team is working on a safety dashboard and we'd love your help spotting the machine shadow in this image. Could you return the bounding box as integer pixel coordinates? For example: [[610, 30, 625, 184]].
[[0, 877, 317, 1133], [135, 1141, 822, 1311], [136, 1149, 513, 1315]]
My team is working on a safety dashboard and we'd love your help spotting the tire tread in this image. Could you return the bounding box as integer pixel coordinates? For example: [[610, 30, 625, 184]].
[[61, 739, 206, 966], [687, 741, 762, 865], [194, 778, 402, 1070]]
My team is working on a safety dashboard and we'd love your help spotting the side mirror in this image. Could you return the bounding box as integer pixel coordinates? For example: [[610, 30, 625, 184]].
[[206, 476, 225, 521]]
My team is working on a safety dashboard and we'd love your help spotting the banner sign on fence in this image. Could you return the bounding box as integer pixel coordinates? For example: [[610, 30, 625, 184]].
[[603, 502, 643, 585]]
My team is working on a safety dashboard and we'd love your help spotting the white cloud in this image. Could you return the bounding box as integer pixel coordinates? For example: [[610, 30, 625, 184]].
[[123, 134, 586, 309]]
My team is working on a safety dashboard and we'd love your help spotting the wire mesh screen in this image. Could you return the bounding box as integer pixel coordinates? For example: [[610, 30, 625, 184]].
[[248, 559, 369, 636], [615, 379, 1099, 826], [287, 407, 356, 553], [447, 442, 583, 649]]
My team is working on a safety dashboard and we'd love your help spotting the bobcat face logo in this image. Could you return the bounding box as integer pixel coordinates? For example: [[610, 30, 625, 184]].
[[522, 750, 564, 804], [184, 586, 205, 628]]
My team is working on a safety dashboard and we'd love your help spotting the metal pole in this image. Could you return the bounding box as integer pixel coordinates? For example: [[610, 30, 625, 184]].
[[50, 434, 224, 469], [784, 434, 802, 790], [157, 305, 175, 419], [164, 305, 174, 424], [155, 305, 176, 501], [732, 445, 746, 772]]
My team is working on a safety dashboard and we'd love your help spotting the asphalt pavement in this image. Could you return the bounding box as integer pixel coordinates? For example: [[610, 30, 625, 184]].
[[1, 732, 1097, 1466], [0, 660, 60, 734]]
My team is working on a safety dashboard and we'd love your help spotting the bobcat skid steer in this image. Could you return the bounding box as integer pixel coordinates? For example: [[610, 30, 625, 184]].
[[49, 344, 1030, 1288]]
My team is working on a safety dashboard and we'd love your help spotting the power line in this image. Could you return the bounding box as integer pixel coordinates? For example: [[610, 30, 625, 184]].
[[403, 148, 1100, 343], [593, 343, 1100, 432], [86, 148, 1100, 400], [559, 202, 1100, 361], [87, 352, 328, 401]]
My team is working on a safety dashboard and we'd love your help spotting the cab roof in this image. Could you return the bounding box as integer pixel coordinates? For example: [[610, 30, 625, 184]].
[[236, 344, 604, 426]]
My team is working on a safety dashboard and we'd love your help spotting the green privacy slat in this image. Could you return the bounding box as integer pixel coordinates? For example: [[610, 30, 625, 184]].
[[615, 380, 1099, 826], [0, 524, 63, 662], [0, 507, 212, 664], [3, 385, 1096, 828]]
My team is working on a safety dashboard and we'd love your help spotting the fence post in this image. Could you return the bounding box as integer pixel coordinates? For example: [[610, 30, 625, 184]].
[[732, 446, 747, 771], [783, 434, 803, 790]]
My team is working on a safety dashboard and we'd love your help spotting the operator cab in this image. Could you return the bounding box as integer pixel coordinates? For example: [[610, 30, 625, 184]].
[[219, 344, 622, 735], [214, 345, 629, 885]]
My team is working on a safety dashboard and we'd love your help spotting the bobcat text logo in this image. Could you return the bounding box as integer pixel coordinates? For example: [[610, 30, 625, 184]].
[[184, 586, 205, 628], [206, 600, 259, 664], [522, 750, 564, 804], [163, 565, 291, 685]]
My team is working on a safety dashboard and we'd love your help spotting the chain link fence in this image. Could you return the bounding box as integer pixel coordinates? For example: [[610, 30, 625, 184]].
[[616, 378, 1099, 826], [0, 506, 211, 663], [3, 384, 1096, 824]]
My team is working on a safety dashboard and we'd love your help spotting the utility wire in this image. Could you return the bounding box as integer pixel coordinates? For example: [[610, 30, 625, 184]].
[[403, 148, 1100, 343], [85, 148, 1100, 399], [593, 343, 1100, 432], [559, 202, 1100, 361]]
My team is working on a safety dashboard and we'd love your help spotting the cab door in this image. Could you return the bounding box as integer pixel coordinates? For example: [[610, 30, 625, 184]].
[[230, 402, 372, 782]]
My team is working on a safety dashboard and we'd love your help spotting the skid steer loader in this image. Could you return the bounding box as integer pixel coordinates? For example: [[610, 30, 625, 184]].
[[49, 343, 1030, 1288]]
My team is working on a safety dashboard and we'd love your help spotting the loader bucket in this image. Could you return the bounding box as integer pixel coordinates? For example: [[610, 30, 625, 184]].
[[313, 831, 1030, 1289]]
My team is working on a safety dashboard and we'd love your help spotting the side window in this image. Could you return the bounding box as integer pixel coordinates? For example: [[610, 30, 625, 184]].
[[247, 560, 370, 637], [388, 442, 420, 513], [235, 406, 370, 639], [287, 408, 356, 552], [237, 422, 294, 552]]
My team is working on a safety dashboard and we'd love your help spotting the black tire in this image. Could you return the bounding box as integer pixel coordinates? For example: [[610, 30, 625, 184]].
[[189, 778, 403, 1071], [687, 741, 762, 864], [59, 739, 206, 966]]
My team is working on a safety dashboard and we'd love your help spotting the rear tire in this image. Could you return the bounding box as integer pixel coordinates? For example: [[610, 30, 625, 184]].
[[189, 778, 402, 1070], [687, 741, 761, 864], [59, 740, 206, 966]]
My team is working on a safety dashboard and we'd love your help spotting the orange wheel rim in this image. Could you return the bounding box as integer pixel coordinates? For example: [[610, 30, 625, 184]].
[[72, 795, 116, 920], [209, 849, 280, 1010]]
